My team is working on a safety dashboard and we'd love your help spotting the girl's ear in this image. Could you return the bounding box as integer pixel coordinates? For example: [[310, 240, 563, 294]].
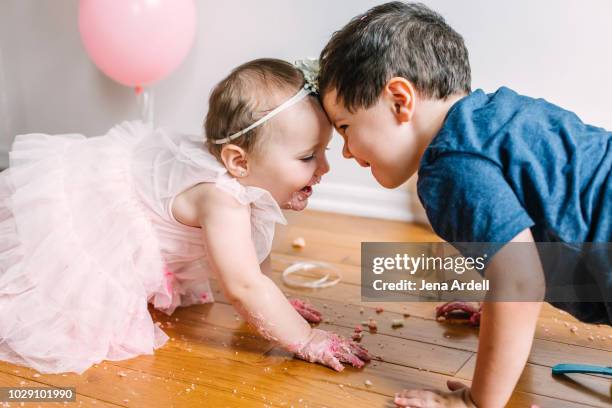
[[384, 77, 417, 123], [220, 144, 249, 178]]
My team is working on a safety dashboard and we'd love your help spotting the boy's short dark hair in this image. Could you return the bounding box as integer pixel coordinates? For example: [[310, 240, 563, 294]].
[[319, 1, 471, 111]]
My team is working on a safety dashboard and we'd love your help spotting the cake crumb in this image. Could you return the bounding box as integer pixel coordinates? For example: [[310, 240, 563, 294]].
[[291, 237, 306, 249], [367, 319, 378, 332], [391, 319, 404, 328]]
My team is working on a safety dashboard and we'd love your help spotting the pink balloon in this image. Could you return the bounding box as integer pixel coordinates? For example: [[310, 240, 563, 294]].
[[78, 0, 196, 88]]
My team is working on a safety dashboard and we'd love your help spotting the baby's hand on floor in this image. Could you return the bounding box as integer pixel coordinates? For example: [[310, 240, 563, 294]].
[[289, 298, 322, 323], [394, 381, 476, 408], [293, 328, 370, 371]]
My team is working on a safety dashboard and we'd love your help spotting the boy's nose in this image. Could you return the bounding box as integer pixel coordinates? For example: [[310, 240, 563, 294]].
[[342, 143, 353, 159]]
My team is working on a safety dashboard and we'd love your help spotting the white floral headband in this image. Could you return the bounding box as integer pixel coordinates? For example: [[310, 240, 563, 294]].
[[212, 58, 320, 145]]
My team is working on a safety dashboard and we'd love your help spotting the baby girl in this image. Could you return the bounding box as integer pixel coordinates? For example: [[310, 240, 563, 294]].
[[0, 58, 369, 374]]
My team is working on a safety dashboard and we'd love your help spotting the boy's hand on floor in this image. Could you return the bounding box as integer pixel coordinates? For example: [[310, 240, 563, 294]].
[[294, 328, 370, 371], [289, 298, 323, 323], [394, 381, 477, 408]]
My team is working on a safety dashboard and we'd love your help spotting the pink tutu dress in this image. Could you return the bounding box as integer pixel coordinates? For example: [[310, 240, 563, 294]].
[[0, 121, 286, 374]]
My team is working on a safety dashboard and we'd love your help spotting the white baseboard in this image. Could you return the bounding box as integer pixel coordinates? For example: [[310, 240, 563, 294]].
[[308, 181, 429, 223]]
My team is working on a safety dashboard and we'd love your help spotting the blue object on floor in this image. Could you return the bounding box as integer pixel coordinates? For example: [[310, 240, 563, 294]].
[[552, 363, 612, 376]]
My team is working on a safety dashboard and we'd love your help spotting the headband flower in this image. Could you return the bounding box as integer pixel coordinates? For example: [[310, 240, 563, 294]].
[[294, 58, 320, 95]]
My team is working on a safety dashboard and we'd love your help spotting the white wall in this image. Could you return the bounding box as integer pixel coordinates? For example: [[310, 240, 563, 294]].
[[1, 0, 611, 222]]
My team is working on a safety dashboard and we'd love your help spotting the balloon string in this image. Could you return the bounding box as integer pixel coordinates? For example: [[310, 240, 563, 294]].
[[137, 87, 155, 125]]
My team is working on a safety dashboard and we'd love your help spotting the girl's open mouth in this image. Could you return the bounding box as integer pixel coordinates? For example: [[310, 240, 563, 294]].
[[299, 185, 313, 197], [284, 177, 321, 211]]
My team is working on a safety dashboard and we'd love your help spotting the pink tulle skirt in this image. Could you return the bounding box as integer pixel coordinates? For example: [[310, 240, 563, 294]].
[[0, 129, 170, 374]]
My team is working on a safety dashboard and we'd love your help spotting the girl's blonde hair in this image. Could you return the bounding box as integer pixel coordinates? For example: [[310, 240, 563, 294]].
[[205, 58, 305, 160]]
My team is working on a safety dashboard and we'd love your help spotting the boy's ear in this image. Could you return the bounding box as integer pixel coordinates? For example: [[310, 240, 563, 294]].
[[220, 144, 249, 178], [384, 77, 416, 123]]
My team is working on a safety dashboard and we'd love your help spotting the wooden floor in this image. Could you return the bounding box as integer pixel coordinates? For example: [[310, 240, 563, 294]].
[[1, 210, 611, 407]]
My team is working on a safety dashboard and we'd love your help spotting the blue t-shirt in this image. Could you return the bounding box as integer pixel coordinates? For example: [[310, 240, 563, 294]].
[[418, 86, 611, 245], [417, 87, 611, 323]]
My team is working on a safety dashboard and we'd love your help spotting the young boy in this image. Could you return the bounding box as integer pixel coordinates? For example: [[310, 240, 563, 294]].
[[318, 2, 611, 407]]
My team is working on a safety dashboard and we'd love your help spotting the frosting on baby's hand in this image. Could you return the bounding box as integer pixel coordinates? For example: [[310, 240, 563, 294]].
[[292, 328, 371, 371], [289, 298, 322, 323]]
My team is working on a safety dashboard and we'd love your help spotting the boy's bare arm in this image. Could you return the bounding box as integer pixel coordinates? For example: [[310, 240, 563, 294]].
[[470, 228, 545, 407], [470, 302, 542, 407], [395, 228, 545, 408], [472, 229, 545, 407]]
